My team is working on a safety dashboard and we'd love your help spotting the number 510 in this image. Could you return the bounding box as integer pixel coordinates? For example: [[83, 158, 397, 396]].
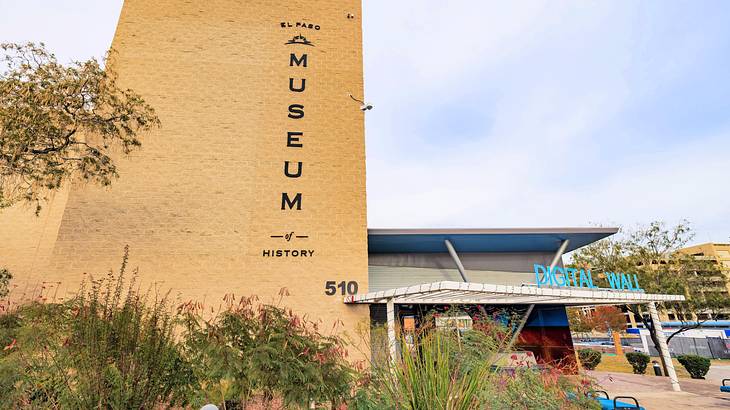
[[324, 281, 358, 295]]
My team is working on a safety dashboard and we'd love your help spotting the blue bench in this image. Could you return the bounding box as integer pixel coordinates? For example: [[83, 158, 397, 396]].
[[721, 379, 730, 393], [588, 390, 645, 410]]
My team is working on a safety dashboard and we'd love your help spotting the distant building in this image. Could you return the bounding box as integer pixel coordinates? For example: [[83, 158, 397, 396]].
[[621, 242, 730, 326], [670, 243, 730, 321], [679, 242, 730, 291]]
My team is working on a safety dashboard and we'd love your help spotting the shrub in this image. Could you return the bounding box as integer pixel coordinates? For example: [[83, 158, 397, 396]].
[[677, 354, 711, 379], [478, 368, 600, 410], [351, 329, 497, 410], [0, 247, 196, 408], [2, 257, 608, 410], [389, 331, 484, 410], [457, 328, 501, 374], [578, 349, 602, 370], [352, 315, 600, 410], [625, 352, 650, 374], [180, 291, 355, 408], [0, 308, 24, 405]]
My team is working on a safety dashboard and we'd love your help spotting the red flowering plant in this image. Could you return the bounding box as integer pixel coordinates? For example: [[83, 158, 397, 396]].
[[479, 364, 600, 410], [179, 289, 356, 409], [0, 247, 195, 409]]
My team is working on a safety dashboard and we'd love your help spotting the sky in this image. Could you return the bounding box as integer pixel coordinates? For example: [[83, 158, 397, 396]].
[[1, 1, 729, 245]]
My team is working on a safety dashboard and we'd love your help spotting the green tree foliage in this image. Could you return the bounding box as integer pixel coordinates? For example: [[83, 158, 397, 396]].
[[570, 221, 730, 372], [0, 42, 160, 211], [180, 291, 355, 409], [0, 247, 195, 408], [677, 354, 711, 379], [577, 349, 602, 370], [625, 352, 650, 374]]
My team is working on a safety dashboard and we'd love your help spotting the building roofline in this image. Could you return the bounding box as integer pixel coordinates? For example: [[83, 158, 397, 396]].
[[366, 227, 619, 254], [680, 242, 730, 249], [367, 227, 619, 236]]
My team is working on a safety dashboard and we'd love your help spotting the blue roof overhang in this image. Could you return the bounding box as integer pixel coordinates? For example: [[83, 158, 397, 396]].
[[367, 228, 618, 254]]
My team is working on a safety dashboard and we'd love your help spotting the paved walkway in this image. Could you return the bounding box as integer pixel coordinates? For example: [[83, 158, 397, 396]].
[[706, 364, 730, 383], [588, 370, 730, 409]]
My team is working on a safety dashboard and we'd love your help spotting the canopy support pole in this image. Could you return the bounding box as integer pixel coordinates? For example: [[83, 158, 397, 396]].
[[445, 239, 488, 317], [444, 239, 470, 282], [386, 298, 398, 364], [545, 239, 570, 282], [507, 304, 535, 347], [649, 302, 681, 392]]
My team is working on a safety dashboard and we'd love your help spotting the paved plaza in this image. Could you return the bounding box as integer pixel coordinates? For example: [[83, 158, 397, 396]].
[[588, 368, 730, 409]]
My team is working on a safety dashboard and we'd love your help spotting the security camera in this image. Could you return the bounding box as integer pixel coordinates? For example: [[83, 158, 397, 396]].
[[349, 93, 373, 111]]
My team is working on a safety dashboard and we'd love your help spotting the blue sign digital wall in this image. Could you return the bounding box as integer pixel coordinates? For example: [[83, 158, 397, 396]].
[[533, 264, 643, 291]]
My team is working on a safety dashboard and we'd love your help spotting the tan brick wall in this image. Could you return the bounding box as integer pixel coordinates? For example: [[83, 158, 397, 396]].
[[6, 0, 370, 356], [0, 187, 69, 297]]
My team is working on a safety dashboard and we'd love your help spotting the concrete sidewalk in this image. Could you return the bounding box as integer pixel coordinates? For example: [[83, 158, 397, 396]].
[[588, 371, 730, 409], [706, 364, 730, 384]]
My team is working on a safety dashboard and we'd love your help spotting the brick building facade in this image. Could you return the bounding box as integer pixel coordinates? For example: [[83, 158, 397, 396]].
[[1, 0, 370, 350]]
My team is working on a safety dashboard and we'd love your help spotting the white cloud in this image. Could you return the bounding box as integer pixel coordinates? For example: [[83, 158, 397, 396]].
[[1, 0, 727, 243], [363, 1, 730, 243]]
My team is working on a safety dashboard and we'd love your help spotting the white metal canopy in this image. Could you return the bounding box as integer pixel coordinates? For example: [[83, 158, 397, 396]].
[[343, 281, 685, 306]]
